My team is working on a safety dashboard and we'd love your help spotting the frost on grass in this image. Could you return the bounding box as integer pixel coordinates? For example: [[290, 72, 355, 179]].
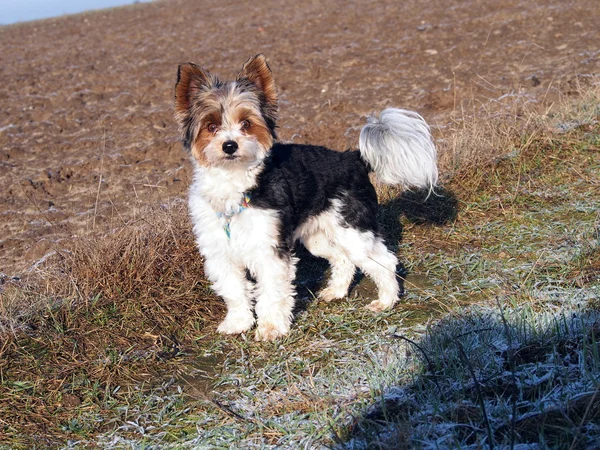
[[95, 323, 419, 449], [341, 301, 600, 449]]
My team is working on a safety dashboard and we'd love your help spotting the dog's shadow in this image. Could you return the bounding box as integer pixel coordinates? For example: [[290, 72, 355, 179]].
[[293, 186, 458, 316]]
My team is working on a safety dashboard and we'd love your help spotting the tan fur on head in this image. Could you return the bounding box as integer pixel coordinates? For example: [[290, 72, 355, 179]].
[[174, 56, 278, 170]]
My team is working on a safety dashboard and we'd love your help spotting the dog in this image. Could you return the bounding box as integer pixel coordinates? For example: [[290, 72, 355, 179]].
[[174, 54, 438, 341]]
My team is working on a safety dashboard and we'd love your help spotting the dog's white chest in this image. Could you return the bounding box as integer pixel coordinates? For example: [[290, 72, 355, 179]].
[[227, 208, 280, 259], [189, 166, 281, 269]]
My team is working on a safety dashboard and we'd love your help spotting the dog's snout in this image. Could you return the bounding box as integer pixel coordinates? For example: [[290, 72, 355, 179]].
[[222, 140, 238, 155]]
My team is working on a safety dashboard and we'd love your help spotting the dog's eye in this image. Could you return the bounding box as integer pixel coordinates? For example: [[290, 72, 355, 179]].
[[207, 123, 218, 133], [241, 120, 251, 131]]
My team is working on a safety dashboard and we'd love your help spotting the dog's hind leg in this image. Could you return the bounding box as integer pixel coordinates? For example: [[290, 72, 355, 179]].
[[335, 228, 400, 312], [301, 231, 355, 302]]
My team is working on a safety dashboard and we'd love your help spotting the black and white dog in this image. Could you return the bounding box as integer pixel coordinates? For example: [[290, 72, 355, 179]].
[[174, 54, 438, 341]]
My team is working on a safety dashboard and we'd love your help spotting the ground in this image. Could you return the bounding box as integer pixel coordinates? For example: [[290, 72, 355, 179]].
[[0, 0, 600, 448], [0, 0, 599, 274]]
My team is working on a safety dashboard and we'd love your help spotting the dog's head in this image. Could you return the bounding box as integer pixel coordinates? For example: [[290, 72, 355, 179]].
[[174, 54, 278, 170]]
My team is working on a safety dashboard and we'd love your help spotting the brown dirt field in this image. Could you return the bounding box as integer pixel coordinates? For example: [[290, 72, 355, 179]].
[[0, 0, 598, 275]]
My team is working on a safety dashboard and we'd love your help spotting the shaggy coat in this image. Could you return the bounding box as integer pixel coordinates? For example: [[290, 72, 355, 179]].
[[174, 54, 438, 341]]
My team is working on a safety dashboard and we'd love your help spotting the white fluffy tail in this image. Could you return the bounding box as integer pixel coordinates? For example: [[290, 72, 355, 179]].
[[359, 108, 438, 189]]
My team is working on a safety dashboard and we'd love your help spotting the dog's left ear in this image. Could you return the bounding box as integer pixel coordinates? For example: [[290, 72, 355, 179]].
[[237, 54, 277, 107]]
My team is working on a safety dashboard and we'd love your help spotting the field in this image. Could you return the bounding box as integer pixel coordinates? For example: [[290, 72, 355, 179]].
[[1, 0, 599, 448]]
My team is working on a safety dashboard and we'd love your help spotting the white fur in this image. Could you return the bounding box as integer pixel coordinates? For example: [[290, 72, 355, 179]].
[[296, 199, 400, 311], [189, 108, 438, 340], [191, 166, 402, 339], [189, 162, 296, 341], [190, 160, 262, 214], [359, 108, 438, 189], [295, 203, 355, 301], [188, 168, 255, 335]]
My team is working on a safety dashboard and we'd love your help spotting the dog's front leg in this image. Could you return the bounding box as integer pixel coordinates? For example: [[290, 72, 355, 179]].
[[252, 253, 297, 341], [203, 254, 255, 335]]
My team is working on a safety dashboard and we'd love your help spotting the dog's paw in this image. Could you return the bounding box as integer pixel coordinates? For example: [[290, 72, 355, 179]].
[[318, 286, 347, 302], [365, 299, 396, 313], [217, 312, 255, 335], [254, 321, 289, 341]]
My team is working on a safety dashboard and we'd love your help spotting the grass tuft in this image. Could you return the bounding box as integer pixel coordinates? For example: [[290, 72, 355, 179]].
[[0, 202, 224, 447]]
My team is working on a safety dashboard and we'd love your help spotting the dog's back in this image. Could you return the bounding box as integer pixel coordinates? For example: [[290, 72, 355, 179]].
[[249, 144, 378, 249]]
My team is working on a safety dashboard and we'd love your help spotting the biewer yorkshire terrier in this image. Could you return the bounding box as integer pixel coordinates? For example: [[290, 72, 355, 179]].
[[174, 54, 438, 341]]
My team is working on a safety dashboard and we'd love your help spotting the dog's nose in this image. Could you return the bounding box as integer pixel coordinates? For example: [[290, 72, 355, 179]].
[[222, 141, 238, 155]]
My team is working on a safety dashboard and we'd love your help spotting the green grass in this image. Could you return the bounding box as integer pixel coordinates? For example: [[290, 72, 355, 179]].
[[1, 86, 599, 448]]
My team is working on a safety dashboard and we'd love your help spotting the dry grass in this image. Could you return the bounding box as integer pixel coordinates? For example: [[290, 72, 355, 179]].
[[2, 201, 222, 338], [437, 75, 599, 195], [55, 202, 219, 328], [0, 202, 224, 446]]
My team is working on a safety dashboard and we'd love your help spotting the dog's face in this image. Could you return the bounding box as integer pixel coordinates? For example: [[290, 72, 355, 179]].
[[174, 54, 278, 170]]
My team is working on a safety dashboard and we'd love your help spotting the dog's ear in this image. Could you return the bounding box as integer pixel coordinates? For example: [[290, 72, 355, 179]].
[[174, 63, 212, 120], [237, 54, 277, 107]]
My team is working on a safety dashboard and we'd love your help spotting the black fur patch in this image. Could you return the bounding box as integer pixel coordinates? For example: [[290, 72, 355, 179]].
[[248, 143, 379, 251]]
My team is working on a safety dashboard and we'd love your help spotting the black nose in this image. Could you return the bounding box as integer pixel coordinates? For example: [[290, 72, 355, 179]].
[[222, 140, 238, 155]]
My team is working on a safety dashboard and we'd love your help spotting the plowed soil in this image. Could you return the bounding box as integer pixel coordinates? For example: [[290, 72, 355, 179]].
[[1, 0, 598, 275]]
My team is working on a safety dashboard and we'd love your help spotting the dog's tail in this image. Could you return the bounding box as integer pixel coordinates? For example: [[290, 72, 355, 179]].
[[359, 108, 438, 190]]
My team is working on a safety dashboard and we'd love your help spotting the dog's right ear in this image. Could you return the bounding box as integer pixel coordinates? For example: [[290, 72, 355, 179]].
[[174, 63, 212, 121]]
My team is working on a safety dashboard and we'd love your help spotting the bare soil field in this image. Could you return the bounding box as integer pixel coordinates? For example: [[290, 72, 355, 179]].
[[1, 0, 598, 275]]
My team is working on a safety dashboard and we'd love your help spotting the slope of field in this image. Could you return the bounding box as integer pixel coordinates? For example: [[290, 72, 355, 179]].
[[0, 0, 599, 448], [1, 0, 599, 274]]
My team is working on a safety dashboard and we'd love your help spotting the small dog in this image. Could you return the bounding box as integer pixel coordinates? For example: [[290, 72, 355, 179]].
[[174, 54, 438, 341]]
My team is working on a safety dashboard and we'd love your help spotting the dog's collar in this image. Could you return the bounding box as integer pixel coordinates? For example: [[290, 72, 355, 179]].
[[216, 193, 251, 238]]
